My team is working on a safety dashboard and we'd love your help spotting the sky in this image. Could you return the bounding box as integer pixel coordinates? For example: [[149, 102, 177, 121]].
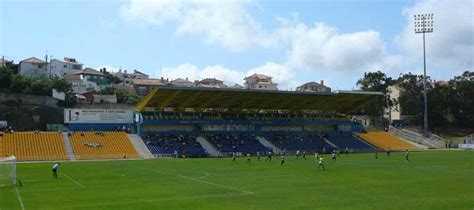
[[1, 0, 472, 90]]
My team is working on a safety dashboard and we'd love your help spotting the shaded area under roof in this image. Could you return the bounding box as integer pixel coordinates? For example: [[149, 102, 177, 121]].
[[135, 87, 382, 114]]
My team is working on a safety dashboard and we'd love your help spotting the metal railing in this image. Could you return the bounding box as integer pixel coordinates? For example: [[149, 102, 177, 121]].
[[464, 134, 474, 143], [389, 126, 443, 148]]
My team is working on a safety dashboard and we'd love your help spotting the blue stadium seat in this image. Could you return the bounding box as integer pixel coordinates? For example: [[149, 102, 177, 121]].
[[204, 133, 268, 155], [142, 133, 208, 157], [326, 136, 374, 152], [261, 132, 335, 154]]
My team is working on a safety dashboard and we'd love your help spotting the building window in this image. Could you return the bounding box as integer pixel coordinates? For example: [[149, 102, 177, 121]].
[[63, 64, 67, 68], [259, 85, 262, 88], [138, 87, 147, 95]]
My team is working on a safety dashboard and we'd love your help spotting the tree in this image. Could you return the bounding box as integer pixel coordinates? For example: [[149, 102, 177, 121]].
[[99, 86, 116, 95], [99, 86, 141, 104], [356, 71, 396, 116], [51, 77, 72, 93], [58, 93, 77, 107], [427, 83, 450, 128], [396, 73, 431, 124], [0, 66, 16, 90], [86, 87, 98, 93], [106, 74, 122, 85], [4, 61, 19, 73], [449, 71, 474, 128], [30, 76, 51, 95], [10, 74, 32, 94], [115, 88, 140, 104]]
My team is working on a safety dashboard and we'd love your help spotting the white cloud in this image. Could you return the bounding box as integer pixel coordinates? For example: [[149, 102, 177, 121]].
[[278, 22, 395, 73], [120, 0, 183, 25], [396, 0, 473, 72], [159, 63, 244, 85], [120, 0, 275, 51], [177, 1, 276, 51], [246, 62, 299, 90], [200, 65, 245, 85], [159, 63, 201, 81]]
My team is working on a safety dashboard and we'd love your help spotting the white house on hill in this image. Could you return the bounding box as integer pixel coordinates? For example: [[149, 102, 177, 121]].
[[244, 73, 277, 90], [195, 78, 226, 88], [49, 57, 83, 77], [19, 57, 48, 78], [171, 78, 194, 87], [296, 80, 331, 93]]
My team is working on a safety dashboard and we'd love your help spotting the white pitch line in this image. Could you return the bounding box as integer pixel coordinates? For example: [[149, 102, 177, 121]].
[[142, 168, 254, 195], [14, 185, 25, 210], [56, 192, 251, 209], [20, 187, 82, 192], [195, 171, 210, 180], [61, 173, 85, 188]]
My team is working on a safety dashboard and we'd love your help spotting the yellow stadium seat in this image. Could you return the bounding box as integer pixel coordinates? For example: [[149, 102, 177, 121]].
[[69, 131, 139, 160], [0, 132, 68, 161], [357, 131, 419, 151]]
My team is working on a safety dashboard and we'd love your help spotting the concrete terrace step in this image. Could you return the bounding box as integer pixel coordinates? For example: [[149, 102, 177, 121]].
[[323, 139, 338, 148], [63, 132, 76, 160], [196, 137, 219, 157], [128, 134, 154, 159], [256, 136, 282, 154], [390, 126, 444, 148]]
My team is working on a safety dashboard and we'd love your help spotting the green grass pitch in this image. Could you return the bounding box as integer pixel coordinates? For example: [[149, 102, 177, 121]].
[[1, 151, 473, 210]]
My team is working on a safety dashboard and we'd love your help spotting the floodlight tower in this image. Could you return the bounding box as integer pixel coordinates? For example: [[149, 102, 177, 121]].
[[414, 13, 433, 137]]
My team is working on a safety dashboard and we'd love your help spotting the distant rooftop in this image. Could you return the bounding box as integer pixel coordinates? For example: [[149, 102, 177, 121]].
[[20, 57, 46, 64], [73, 68, 104, 76], [52, 57, 82, 65], [245, 73, 272, 80], [199, 78, 223, 83], [132, 79, 167, 86]]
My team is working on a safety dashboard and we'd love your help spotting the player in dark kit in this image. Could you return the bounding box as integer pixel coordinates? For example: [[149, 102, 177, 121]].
[[246, 153, 251, 164], [375, 150, 378, 159], [266, 151, 273, 162], [387, 147, 391, 157], [280, 155, 285, 166], [405, 150, 409, 162], [52, 162, 60, 179], [302, 151, 306, 160], [232, 152, 236, 163], [257, 151, 261, 161]]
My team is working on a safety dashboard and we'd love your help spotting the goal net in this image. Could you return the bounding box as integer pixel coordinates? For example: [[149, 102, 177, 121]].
[[0, 156, 16, 186]]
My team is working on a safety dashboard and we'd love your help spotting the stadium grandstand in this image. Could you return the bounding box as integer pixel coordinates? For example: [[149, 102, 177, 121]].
[[134, 87, 384, 157], [0, 87, 425, 161]]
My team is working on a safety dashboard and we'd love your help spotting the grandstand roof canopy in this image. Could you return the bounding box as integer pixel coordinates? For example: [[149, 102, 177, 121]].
[[135, 87, 382, 114]]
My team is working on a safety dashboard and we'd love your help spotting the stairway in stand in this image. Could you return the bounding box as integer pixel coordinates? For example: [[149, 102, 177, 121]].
[[196, 136, 219, 157], [63, 132, 76, 160], [128, 134, 154, 159], [256, 136, 282, 154]]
